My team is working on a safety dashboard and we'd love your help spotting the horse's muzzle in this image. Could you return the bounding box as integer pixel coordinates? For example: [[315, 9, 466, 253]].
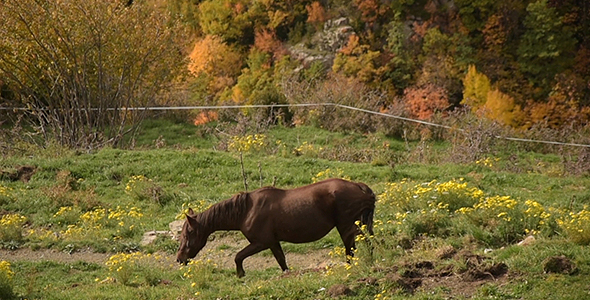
[[177, 258, 188, 265]]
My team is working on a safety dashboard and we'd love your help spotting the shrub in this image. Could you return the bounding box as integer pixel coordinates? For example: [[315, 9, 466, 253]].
[[557, 206, 590, 245], [125, 175, 167, 204], [446, 109, 505, 163], [378, 179, 554, 247], [57, 205, 143, 242], [227, 134, 268, 153], [0, 185, 13, 206], [0, 213, 27, 246], [457, 196, 553, 246], [0, 260, 15, 299], [182, 258, 219, 291], [105, 252, 165, 286]]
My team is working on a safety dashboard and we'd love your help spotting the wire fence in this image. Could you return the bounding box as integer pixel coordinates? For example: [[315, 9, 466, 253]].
[[2, 102, 590, 148]]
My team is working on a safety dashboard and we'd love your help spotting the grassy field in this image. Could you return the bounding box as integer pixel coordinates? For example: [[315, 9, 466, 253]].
[[1, 119, 590, 299]]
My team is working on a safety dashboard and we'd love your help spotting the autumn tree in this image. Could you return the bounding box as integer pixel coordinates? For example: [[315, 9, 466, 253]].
[[353, 0, 390, 44], [404, 84, 449, 120], [188, 35, 243, 101], [254, 29, 287, 60], [0, 0, 187, 148], [462, 65, 521, 126], [482, 89, 519, 126], [462, 65, 491, 112], [231, 49, 281, 105], [525, 73, 590, 128], [306, 1, 327, 31], [332, 35, 388, 84]]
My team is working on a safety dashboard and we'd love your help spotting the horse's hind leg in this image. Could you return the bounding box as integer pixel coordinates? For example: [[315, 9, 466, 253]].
[[336, 225, 357, 261], [235, 243, 268, 277], [270, 243, 288, 272]]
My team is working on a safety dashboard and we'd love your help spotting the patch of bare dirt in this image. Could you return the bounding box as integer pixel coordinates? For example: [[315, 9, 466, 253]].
[[0, 165, 37, 182], [1, 233, 333, 273], [377, 250, 510, 298], [0, 248, 110, 264], [543, 255, 576, 274], [196, 233, 334, 271]]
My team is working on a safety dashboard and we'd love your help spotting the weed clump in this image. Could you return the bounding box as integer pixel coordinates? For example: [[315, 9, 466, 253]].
[[377, 179, 558, 247], [0, 213, 26, 247], [0, 260, 15, 299]]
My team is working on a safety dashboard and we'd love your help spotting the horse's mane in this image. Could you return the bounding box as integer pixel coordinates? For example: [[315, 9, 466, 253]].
[[197, 192, 251, 230]]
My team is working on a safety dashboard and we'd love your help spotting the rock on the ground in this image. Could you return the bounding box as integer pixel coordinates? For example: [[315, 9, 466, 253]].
[[141, 230, 173, 245], [169, 219, 185, 240]]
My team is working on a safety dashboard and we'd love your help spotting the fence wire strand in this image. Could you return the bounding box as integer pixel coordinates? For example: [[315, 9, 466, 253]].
[[2, 103, 589, 148]]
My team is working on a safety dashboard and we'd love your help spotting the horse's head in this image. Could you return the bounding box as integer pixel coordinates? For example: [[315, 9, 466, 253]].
[[176, 208, 208, 265]]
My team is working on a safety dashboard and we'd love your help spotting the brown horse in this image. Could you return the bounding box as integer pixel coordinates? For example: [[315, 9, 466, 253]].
[[176, 178, 376, 277]]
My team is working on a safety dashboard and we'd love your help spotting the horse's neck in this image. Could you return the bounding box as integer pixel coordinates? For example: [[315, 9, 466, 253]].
[[198, 194, 249, 232]]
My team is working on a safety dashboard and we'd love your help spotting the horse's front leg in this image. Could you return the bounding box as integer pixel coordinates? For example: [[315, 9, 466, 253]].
[[234, 243, 268, 277]]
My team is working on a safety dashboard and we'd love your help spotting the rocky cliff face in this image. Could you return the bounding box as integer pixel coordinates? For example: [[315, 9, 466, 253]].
[[289, 17, 355, 70]]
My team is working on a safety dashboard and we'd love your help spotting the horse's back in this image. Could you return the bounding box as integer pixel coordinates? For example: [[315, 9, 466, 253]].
[[243, 179, 374, 243]]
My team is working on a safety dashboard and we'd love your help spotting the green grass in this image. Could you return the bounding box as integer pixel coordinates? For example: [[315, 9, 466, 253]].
[[2, 120, 590, 299]]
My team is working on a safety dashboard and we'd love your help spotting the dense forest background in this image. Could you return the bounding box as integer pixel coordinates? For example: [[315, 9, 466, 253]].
[[1, 0, 590, 148]]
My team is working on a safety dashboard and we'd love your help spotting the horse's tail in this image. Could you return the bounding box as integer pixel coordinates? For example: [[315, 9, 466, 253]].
[[360, 208, 374, 236], [357, 182, 376, 236]]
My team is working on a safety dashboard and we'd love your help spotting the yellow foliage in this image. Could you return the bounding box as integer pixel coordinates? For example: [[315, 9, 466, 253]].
[[462, 65, 490, 112], [0, 260, 14, 280], [483, 88, 519, 126], [267, 10, 289, 29]]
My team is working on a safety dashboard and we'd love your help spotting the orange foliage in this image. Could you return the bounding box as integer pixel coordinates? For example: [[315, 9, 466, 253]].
[[524, 74, 590, 128], [188, 35, 241, 77], [333, 34, 387, 83], [234, 2, 245, 14], [193, 111, 219, 126], [353, 0, 388, 26], [411, 21, 431, 40], [306, 1, 327, 28], [254, 29, 287, 59], [482, 14, 507, 50], [188, 35, 242, 94], [339, 34, 360, 56], [574, 46, 590, 77], [525, 93, 590, 129], [404, 84, 449, 120]]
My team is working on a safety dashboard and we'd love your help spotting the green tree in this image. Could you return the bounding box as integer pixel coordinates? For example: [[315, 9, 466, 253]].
[[0, 0, 188, 148], [517, 0, 576, 88], [231, 49, 283, 106], [419, 28, 474, 104], [384, 13, 416, 94], [198, 0, 254, 45], [455, 0, 498, 33]]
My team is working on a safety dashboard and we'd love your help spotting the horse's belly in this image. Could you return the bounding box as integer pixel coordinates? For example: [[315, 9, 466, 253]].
[[274, 216, 334, 243]]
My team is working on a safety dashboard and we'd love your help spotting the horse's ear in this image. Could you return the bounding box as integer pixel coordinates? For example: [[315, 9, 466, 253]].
[[186, 213, 198, 228], [187, 208, 195, 216]]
